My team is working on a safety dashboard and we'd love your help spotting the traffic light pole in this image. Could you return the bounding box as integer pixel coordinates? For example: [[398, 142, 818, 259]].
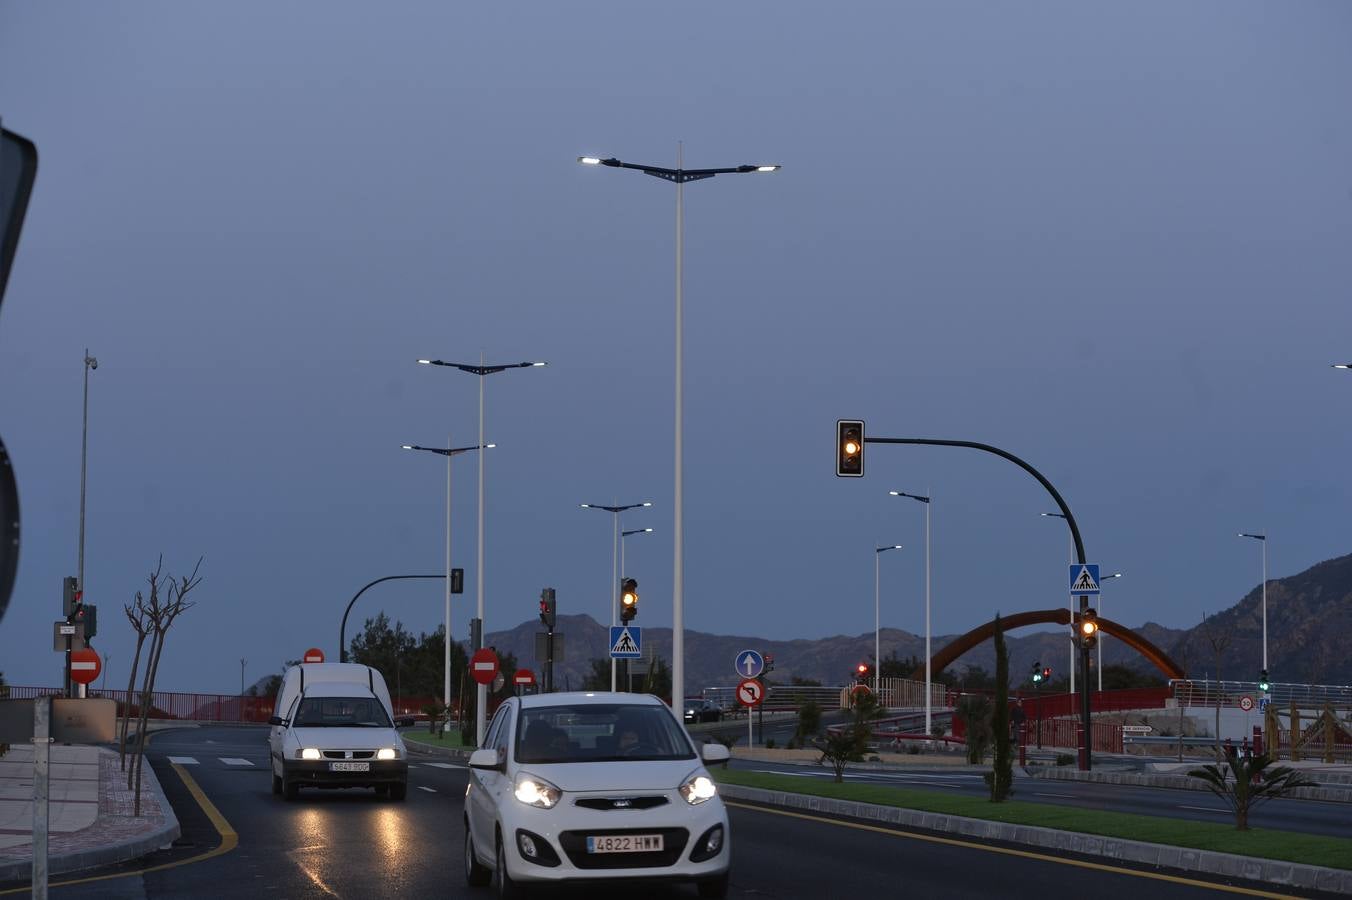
[[863, 435, 1094, 770]]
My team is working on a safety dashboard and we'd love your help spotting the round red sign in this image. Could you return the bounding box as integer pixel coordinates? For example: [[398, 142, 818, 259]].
[[70, 647, 101, 685], [303, 647, 325, 664], [736, 678, 764, 707], [470, 648, 500, 685], [513, 668, 535, 686]]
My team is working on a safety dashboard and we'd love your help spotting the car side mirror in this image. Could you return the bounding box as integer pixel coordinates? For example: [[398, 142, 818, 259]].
[[701, 743, 730, 764], [268, 716, 285, 727], [468, 748, 504, 771]]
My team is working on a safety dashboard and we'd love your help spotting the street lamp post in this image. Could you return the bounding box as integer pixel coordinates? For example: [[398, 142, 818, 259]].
[[579, 150, 778, 709], [622, 527, 654, 578], [402, 441, 494, 712], [874, 545, 903, 696], [1239, 533, 1268, 672], [76, 350, 97, 699], [581, 502, 652, 690], [1040, 512, 1075, 695], [1096, 573, 1123, 692], [890, 490, 932, 736], [419, 356, 546, 745], [239, 658, 246, 697]]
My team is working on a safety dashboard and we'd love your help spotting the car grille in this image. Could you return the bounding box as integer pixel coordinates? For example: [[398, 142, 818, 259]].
[[321, 750, 376, 760], [574, 796, 669, 811], [558, 828, 689, 869]]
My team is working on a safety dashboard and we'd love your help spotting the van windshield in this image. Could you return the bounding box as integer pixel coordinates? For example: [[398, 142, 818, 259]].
[[293, 697, 391, 728]]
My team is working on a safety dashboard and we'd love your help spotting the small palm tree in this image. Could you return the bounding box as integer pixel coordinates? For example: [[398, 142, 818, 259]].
[[1188, 753, 1317, 830]]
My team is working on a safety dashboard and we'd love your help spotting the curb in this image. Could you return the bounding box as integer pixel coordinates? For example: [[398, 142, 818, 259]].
[[719, 784, 1352, 895], [404, 739, 471, 762], [0, 749, 181, 883], [1026, 766, 1352, 803]]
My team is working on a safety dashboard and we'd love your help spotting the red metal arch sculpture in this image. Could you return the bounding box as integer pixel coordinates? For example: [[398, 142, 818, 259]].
[[908, 608, 1185, 682]]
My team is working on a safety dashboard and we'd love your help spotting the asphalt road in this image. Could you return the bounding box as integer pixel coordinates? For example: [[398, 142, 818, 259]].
[[3, 725, 1334, 899]]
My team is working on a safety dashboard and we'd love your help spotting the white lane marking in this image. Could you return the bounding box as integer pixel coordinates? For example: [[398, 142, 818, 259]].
[[418, 786, 437, 793], [167, 756, 199, 765], [1033, 792, 1075, 799], [220, 757, 255, 766], [424, 762, 464, 769], [1178, 805, 1227, 813]]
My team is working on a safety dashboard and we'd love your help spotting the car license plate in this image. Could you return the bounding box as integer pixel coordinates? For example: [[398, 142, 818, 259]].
[[329, 761, 369, 772], [586, 834, 663, 854]]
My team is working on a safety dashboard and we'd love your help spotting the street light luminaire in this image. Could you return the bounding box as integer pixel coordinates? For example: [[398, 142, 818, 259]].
[[1332, 364, 1351, 369]]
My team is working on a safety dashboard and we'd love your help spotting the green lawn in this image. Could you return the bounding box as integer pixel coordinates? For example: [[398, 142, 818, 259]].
[[713, 768, 1352, 871], [402, 728, 468, 749]]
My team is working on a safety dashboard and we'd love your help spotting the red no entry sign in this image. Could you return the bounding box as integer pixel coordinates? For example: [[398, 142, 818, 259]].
[[70, 647, 101, 685], [303, 647, 325, 664], [471, 648, 500, 685], [513, 668, 535, 686]]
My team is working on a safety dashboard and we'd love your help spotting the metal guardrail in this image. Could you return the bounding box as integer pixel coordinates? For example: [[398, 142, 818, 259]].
[[1171, 679, 1352, 709]]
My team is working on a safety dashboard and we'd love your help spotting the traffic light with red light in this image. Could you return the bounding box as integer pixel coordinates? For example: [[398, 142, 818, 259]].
[[538, 588, 556, 630], [1042, 666, 1052, 681], [836, 420, 865, 477], [619, 578, 638, 624]]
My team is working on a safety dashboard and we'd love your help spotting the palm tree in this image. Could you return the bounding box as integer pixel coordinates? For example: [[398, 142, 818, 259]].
[[1188, 753, 1316, 830]]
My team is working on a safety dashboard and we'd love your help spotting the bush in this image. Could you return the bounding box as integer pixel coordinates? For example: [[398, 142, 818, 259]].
[[1055, 753, 1075, 767], [796, 700, 822, 743], [764, 738, 776, 749]]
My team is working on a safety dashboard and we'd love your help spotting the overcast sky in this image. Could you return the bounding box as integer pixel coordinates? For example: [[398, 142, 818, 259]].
[[1, 3, 1349, 693]]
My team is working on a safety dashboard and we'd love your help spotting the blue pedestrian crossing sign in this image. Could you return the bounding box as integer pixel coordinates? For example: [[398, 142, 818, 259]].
[[609, 626, 642, 659], [1068, 564, 1101, 595], [735, 649, 765, 679]]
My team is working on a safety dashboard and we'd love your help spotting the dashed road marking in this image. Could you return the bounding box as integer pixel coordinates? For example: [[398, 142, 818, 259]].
[[220, 757, 254, 766], [167, 756, 199, 765], [424, 762, 464, 769], [418, 786, 437, 793], [1177, 805, 1227, 813]]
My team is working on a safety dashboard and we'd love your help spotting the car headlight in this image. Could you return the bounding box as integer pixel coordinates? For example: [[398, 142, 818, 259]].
[[679, 771, 717, 805], [299, 748, 321, 761], [377, 747, 398, 760], [513, 773, 561, 809]]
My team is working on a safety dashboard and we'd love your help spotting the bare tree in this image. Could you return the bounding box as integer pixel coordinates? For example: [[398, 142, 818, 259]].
[[130, 557, 203, 815], [119, 587, 152, 770], [1198, 612, 1232, 762]]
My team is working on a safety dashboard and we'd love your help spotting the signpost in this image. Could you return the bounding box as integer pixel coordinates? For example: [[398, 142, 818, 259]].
[[470, 648, 499, 686], [609, 626, 642, 659], [69, 647, 101, 685], [513, 668, 535, 695], [1239, 695, 1254, 712], [736, 677, 763, 749], [303, 647, 325, 664], [735, 649, 764, 679]]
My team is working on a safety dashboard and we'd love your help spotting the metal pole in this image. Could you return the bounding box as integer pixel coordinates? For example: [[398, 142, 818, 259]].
[[672, 142, 685, 711], [239, 658, 245, 696], [611, 512, 619, 691], [1097, 585, 1103, 693], [76, 350, 95, 700], [873, 551, 880, 696], [476, 359, 486, 746], [33, 695, 50, 900], [445, 433, 453, 709], [924, 494, 931, 739], [1261, 537, 1267, 672]]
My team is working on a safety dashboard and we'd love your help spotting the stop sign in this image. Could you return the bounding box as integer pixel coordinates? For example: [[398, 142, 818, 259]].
[[70, 647, 101, 685], [470, 648, 499, 685], [513, 668, 535, 686], [303, 647, 325, 664]]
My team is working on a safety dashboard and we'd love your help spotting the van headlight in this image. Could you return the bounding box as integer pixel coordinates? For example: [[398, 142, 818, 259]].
[[299, 748, 321, 761], [513, 773, 561, 809], [679, 772, 717, 805], [377, 748, 398, 760]]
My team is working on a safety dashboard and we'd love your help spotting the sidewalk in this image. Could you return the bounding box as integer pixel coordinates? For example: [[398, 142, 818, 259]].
[[0, 744, 180, 882]]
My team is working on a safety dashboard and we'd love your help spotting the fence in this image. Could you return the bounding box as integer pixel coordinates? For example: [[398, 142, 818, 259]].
[[703, 684, 845, 712], [2, 686, 444, 724], [1172, 679, 1352, 712]]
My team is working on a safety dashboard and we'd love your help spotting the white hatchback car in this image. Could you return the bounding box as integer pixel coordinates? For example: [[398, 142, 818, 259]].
[[464, 692, 731, 898]]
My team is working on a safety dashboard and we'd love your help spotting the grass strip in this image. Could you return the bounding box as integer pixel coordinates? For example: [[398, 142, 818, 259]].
[[402, 729, 467, 749], [713, 767, 1352, 871]]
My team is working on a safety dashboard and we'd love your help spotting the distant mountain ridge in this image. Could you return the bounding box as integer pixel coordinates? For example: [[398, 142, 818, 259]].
[[474, 552, 1352, 689]]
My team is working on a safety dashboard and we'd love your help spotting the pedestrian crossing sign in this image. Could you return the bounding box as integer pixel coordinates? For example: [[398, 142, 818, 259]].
[[609, 626, 642, 659], [1068, 564, 1100, 595]]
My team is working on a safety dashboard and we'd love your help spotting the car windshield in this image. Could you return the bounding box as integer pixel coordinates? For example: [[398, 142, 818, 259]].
[[293, 696, 391, 728], [516, 703, 696, 764]]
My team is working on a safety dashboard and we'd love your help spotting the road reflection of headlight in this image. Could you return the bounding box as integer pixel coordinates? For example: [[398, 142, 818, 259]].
[[375, 808, 405, 859]]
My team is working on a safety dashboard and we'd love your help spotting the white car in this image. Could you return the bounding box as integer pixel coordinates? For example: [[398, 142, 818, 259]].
[[464, 692, 731, 898]]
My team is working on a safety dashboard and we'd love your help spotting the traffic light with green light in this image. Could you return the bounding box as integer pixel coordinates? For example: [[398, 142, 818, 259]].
[[1258, 669, 1270, 692]]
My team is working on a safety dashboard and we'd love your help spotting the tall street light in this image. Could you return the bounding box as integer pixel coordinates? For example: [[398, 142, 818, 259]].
[[419, 356, 546, 745], [890, 490, 932, 735], [874, 545, 903, 695], [622, 527, 654, 578], [1238, 532, 1268, 672], [1040, 512, 1075, 694], [1332, 364, 1351, 369], [76, 349, 97, 699], [581, 502, 653, 690], [403, 440, 495, 711], [1096, 572, 1123, 692], [579, 150, 779, 709]]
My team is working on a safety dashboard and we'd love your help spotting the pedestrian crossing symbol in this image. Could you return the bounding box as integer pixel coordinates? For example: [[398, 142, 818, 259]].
[[1068, 564, 1101, 595], [609, 626, 642, 659]]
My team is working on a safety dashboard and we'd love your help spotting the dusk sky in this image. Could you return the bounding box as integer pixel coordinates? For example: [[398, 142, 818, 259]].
[[1, 3, 1349, 693]]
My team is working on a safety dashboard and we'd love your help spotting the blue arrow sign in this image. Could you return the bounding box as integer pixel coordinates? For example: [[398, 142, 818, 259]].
[[1068, 564, 1100, 595], [735, 649, 765, 678], [609, 626, 641, 659]]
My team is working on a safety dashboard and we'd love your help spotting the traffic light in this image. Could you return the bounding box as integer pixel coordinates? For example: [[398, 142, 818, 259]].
[[62, 576, 79, 617], [538, 588, 556, 630], [1258, 669, 1270, 692], [855, 662, 870, 683], [84, 604, 97, 641], [765, 653, 775, 673], [1077, 608, 1099, 649], [619, 578, 638, 624], [1042, 666, 1052, 681], [836, 420, 865, 477], [1030, 661, 1043, 683]]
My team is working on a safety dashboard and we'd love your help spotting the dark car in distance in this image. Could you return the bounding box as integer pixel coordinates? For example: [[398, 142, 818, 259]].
[[684, 698, 722, 724]]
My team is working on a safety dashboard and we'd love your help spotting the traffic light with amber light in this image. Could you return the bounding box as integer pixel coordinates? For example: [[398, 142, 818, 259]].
[[538, 588, 556, 630], [619, 578, 638, 624], [836, 420, 864, 477], [1077, 608, 1099, 649]]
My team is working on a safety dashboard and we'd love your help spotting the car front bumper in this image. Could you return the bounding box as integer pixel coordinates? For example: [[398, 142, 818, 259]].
[[282, 759, 408, 787]]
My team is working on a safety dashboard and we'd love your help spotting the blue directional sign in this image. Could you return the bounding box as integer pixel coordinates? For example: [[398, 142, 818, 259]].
[[735, 649, 765, 679], [609, 626, 641, 659], [1068, 564, 1101, 595]]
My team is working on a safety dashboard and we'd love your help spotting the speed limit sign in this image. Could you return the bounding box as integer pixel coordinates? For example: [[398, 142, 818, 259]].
[[1239, 695, 1254, 712]]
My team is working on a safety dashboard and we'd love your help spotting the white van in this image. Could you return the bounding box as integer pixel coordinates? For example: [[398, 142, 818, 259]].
[[267, 662, 408, 801]]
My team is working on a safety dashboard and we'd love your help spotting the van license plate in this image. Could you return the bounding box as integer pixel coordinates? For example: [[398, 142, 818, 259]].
[[586, 834, 663, 853], [330, 762, 369, 772]]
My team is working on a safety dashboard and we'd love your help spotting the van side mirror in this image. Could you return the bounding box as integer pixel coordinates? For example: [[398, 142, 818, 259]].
[[268, 716, 285, 727], [468, 748, 504, 772]]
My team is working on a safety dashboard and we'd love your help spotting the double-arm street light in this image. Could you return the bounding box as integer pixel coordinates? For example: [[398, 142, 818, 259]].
[[582, 502, 653, 690], [75, 349, 98, 698], [419, 356, 546, 744], [579, 149, 778, 709], [622, 527, 654, 578], [1238, 532, 1268, 673], [890, 490, 932, 735], [402, 440, 494, 712], [874, 545, 904, 695]]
